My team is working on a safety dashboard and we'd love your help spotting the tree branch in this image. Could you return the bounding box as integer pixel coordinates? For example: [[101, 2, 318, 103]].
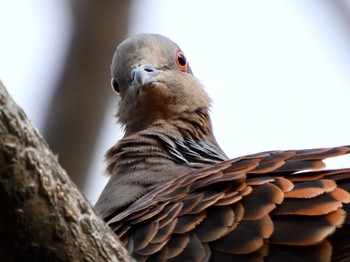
[[0, 81, 133, 261], [43, 0, 131, 191]]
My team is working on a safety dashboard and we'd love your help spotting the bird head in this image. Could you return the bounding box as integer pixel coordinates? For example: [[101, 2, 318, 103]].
[[111, 34, 211, 134]]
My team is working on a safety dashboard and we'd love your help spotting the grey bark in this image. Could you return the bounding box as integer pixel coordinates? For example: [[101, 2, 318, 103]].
[[0, 81, 133, 261]]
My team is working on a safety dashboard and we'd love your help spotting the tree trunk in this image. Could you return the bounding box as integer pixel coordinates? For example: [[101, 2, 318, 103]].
[[43, 0, 131, 192], [0, 81, 133, 261]]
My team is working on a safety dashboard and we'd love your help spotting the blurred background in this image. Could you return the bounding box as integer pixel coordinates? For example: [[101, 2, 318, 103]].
[[1, 0, 350, 204]]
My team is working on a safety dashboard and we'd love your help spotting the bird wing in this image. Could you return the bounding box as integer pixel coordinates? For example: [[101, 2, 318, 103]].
[[107, 145, 350, 262]]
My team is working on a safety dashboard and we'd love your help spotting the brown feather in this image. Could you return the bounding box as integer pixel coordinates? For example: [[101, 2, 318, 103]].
[[195, 206, 235, 242], [211, 215, 273, 254], [95, 34, 350, 262]]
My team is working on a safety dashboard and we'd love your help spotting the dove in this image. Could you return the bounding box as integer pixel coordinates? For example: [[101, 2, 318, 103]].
[[95, 34, 350, 262]]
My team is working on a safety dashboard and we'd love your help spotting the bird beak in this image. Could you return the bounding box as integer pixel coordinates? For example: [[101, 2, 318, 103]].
[[131, 64, 163, 88]]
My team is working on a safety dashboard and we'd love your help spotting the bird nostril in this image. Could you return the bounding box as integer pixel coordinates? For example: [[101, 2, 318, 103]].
[[144, 68, 153, 72]]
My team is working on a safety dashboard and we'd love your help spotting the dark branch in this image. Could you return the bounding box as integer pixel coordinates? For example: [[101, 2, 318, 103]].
[[0, 81, 133, 261]]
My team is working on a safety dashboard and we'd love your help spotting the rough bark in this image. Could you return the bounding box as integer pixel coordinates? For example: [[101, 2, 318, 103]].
[[0, 81, 133, 261]]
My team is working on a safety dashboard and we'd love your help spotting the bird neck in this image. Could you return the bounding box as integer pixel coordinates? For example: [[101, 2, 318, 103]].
[[106, 109, 228, 176]]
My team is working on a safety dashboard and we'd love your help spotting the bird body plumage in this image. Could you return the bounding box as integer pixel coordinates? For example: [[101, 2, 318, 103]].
[[95, 34, 350, 261]]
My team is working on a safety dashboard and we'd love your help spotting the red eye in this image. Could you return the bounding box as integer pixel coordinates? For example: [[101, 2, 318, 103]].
[[175, 50, 188, 72]]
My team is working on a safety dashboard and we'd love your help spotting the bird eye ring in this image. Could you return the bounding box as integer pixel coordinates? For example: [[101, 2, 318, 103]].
[[111, 77, 120, 95], [175, 50, 188, 72]]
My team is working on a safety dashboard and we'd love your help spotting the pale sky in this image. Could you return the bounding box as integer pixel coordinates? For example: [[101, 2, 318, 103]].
[[1, 0, 350, 203]]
